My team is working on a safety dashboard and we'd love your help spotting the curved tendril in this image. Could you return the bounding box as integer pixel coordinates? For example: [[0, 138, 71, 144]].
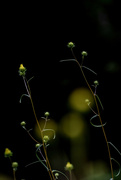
[[52, 170, 69, 180], [111, 158, 121, 177], [42, 129, 56, 139], [108, 142, 121, 156], [19, 94, 30, 103], [90, 115, 107, 127]]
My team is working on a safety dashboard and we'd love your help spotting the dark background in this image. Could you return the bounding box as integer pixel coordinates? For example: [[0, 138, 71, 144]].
[[1, 1, 121, 179]]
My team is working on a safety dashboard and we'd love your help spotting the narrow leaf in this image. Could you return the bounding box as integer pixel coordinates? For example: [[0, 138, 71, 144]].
[[28, 76, 34, 83], [108, 142, 121, 156], [95, 94, 104, 110], [90, 115, 107, 127], [82, 66, 97, 75], [111, 158, 121, 177], [36, 152, 48, 170], [25, 160, 41, 168], [60, 59, 76, 62], [19, 94, 30, 103]]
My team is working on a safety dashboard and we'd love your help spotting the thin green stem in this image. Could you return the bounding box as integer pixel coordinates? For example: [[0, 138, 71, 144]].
[[69, 170, 72, 180], [13, 169, 16, 180], [71, 48, 114, 179], [9, 157, 16, 180]]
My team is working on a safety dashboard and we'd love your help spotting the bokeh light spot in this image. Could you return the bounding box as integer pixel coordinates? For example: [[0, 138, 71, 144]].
[[60, 112, 86, 139], [68, 88, 94, 112]]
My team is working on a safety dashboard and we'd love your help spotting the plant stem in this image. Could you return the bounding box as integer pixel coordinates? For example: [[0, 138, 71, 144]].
[[9, 157, 16, 180], [23, 77, 55, 180], [13, 169, 16, 180], [69, 171, 72, 180], [71, 49, 114, 179]]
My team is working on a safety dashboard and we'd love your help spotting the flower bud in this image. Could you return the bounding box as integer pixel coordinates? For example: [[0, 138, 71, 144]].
[[20, 121, 26, 127], [55, 172, 59, 179], [44, 112, 50, 117], [67, 42, 75, 48], [81, 51, 88, 57], [18, 64, 27, 76], [65, 162, 74, 171], [4, 148, 13, 158], [85, 99, 90, 105], [35, 143, 40, 148], [94, 80, 99, 86], [12, 162, 18, 171], [43, 135, 49, 144]]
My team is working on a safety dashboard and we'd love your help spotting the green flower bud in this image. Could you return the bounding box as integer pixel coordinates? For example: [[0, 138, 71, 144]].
[[20, 121, 26, 127], [44, 112, 50, 117], [55, 173, 59, 179], [35, 143, 40, 148], [81, 51, 88, 56], [67, 42, 75, 48], [43, 135, 49, 144], [12, 162, 18, 171], [18, 64, 27, 76], [94, 80, 99, 86], [65, 162, 74, 171], [4, 148, 13, 158], [85, 99, 90, 105]]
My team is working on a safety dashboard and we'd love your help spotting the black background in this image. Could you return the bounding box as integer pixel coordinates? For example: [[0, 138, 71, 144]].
[[1, 1, 121, 179]]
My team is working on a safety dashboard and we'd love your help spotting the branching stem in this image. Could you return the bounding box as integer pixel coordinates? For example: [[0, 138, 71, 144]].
[[23, 76, 55, 180], [71, 48, 114, 179]]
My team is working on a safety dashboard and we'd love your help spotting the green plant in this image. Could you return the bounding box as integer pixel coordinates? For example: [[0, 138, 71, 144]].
[[60, 42, 121, 180], [4, 43, 121, 180], [4, 148, 18, 180]]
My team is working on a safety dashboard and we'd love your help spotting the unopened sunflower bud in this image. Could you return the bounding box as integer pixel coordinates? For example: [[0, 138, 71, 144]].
[[65, 162, 74, 171], [67, 42, 75, 48], [4, 148, 13, 158]]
